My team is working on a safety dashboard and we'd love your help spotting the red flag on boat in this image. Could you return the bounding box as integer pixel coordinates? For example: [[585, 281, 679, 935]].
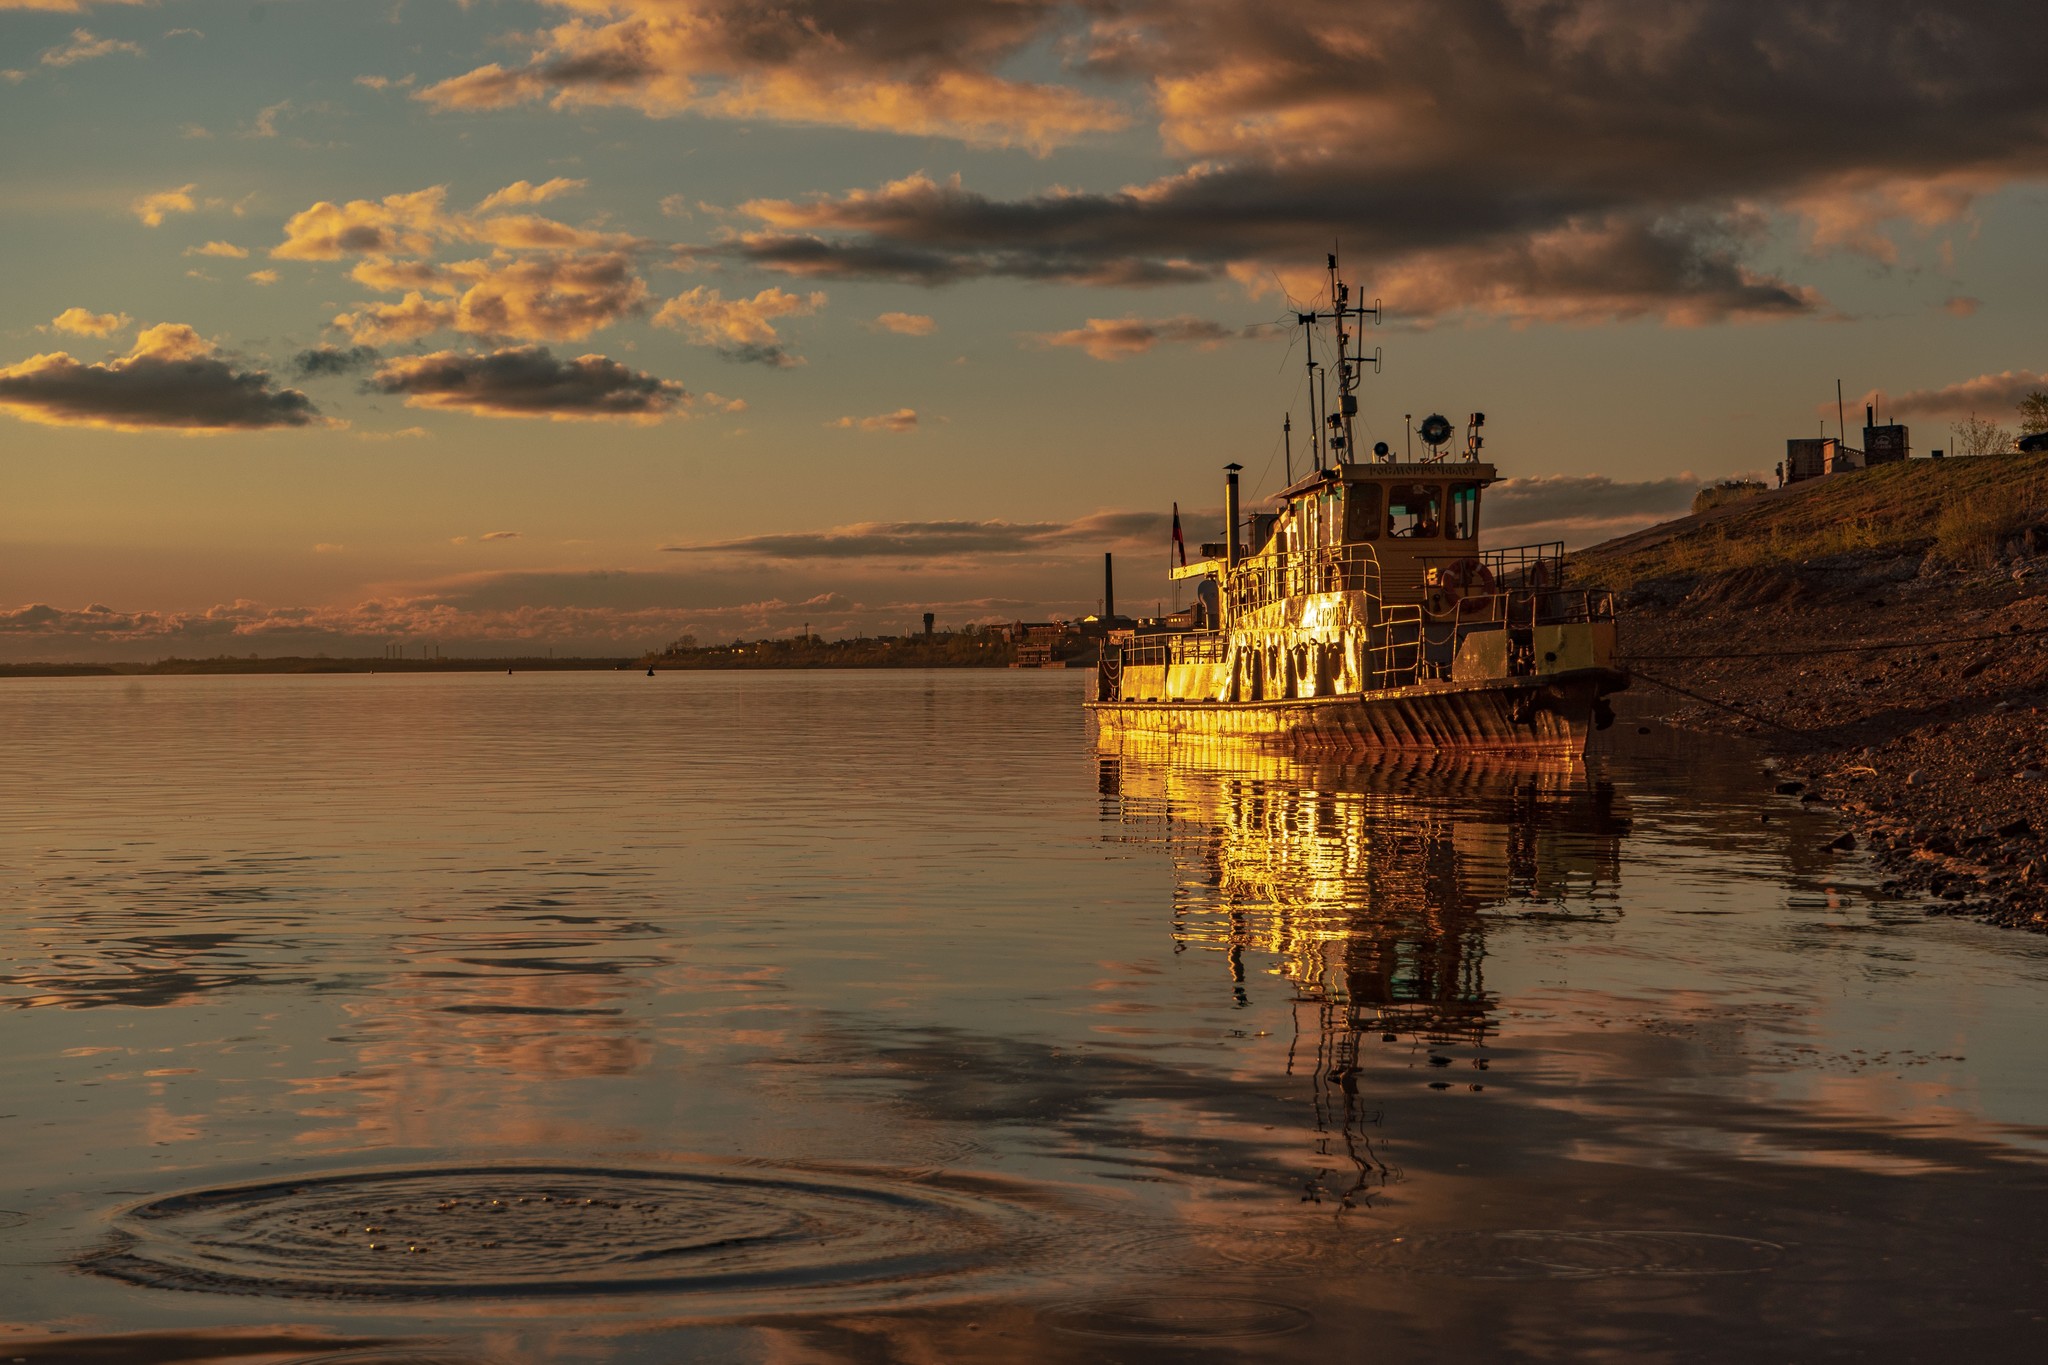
[[1171, 503, 1186, 568]]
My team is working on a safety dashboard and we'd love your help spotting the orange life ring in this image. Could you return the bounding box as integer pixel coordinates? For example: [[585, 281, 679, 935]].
[[1428, 557, 1497, 615]]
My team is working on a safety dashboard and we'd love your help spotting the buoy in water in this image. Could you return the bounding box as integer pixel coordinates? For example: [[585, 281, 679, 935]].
[[646, 667, 656, 676]]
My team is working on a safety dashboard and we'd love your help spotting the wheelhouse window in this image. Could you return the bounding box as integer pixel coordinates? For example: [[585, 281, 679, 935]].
[[1387, 483, 1442, 538], [1449, 483, 1480, 540], [1344, 483, 1381, 541]]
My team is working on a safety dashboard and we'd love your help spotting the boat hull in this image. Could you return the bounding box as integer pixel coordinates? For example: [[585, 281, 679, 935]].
[[1085, 667, 1625, 754]]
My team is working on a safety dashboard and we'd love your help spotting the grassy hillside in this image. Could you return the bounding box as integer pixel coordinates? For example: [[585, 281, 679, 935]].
[[1572, 451, 2048, 591]]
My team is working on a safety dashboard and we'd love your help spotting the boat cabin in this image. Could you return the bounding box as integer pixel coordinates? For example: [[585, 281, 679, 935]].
[[1252, 462, 1497, 605]]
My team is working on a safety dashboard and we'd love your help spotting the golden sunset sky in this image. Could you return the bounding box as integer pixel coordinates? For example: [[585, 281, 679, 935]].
[[4, 0, 2044, 658]]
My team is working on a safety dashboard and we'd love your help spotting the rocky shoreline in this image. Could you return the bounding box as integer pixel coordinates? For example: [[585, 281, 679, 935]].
[[1612, 549, 2048, 932]]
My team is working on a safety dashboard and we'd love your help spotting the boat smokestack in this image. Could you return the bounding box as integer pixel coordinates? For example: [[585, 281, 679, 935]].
[[1103, 552, 1115, 620], [1223, 464, 1242, 571]]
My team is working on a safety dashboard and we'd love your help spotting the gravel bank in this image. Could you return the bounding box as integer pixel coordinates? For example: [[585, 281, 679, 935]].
[[1612, 551, 2048, 932]]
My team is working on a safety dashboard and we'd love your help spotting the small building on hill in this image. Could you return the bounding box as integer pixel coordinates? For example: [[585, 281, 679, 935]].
[[1863, 405, 1910, 466]]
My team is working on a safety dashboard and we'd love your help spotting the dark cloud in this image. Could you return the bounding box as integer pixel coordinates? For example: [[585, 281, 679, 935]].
[[715, 232, 1213, 288], [727, 172, 1820, 323], [1483, 474, 1706, 546], [414, 1, 1119, 152], [1486, 475, 1701, 527], [0, 325, 319, 432], [1027, 315, 1250, 360], [366, 346, 687, 421], [1889, 368, 2048, 418], [717, 343, 797, 368], [291, 344, 380, 379], [645, 0, 2048, 323], [661, 510, 1181, 560]]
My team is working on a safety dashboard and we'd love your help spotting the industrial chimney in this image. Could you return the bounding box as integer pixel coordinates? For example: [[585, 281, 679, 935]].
[[1223, 464, 1243, 570]]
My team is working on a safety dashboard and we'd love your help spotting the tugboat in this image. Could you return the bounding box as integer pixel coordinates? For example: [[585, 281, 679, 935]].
[[1087, 257, 1627, 754]]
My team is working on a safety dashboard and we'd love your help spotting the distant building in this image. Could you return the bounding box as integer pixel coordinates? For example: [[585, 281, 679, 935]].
[[1786, 435, 1867, 482], [1786, 437, 1837, 483], [1863, 405, 1909, 466], [1008, 620, 1071, 667]]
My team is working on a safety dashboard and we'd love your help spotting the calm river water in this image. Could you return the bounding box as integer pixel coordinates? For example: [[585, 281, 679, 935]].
[[3, 671, 2045, 1362]]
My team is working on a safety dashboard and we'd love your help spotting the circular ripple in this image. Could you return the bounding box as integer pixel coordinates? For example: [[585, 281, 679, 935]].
[[83, 1164, 1041, 1303], [1048, 1295, 1311, 1341], [1363, 1229, 1783, 1280], [1194, 1224, 1374, 1278]]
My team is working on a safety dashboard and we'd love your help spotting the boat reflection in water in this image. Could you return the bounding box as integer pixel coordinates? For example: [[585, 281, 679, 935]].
[[1099, 731, 1630, 1202]]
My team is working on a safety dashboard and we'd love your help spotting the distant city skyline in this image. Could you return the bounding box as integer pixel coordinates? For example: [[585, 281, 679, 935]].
[[5, 1, 2045, 659]]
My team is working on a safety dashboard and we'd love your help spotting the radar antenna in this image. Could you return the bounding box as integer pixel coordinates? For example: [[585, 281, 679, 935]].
[[1294, 250, 1382, 471]]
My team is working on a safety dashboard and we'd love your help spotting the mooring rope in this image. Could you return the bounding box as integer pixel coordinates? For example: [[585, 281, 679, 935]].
[[1621, 621, 2048, 662], [1625, 667, 1815, 737]]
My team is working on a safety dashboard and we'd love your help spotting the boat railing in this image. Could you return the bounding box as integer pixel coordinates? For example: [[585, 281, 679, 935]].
[[1224, 543, 1384, 619], [1113, 631, 1232, 671], [1420, 541, 1567, 589], [1374, 589, 1616, 685], [1418, 587, 1616, 629]]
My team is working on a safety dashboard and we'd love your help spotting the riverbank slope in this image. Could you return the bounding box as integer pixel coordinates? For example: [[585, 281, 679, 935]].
[[1575, 451, 2048, 931]]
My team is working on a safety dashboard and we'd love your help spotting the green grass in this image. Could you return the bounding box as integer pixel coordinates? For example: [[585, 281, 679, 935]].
[[1574, 452, 2048, 589]]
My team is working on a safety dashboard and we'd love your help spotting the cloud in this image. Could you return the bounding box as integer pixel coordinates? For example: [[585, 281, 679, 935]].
[[0, 323, 320, 432], [725, 172, 1818, 323], [332, 291, 455, 347], [47, 307, 131, 337], [272, 184, 652, 345], [291, 344, 381, 379], [652, 286, 823, 365], [827, 407, 918, 433], [474, 178, 588, 213], [345, 250, 650, 344], [245, 269, 278, 286], [367, 346, 687, 421], [662, 511, 1175, 561], [184, 240, 248, 258], [1026, 315, 1245, 360], [1482, 473, 1705, 547], [655, 1, 2048, 325], [870, 311, 935, 336], [0, 506, 1210, 660], [1889, 369, 2048, 419], [131, 183, 197, 227], [40, 27, 142, 67], [413, 1, 1125, 154], [272, 186, 449, 260], [480, 530, 521, 541], [242, 99, 290, 139]]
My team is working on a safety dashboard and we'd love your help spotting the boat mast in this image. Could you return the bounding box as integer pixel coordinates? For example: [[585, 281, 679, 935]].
[[1297, 252, 1382, 472]]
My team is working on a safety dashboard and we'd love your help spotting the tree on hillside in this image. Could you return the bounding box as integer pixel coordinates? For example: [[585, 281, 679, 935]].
[[1952, 413, 2015, 457], [2020, 389, 2048, 436]]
